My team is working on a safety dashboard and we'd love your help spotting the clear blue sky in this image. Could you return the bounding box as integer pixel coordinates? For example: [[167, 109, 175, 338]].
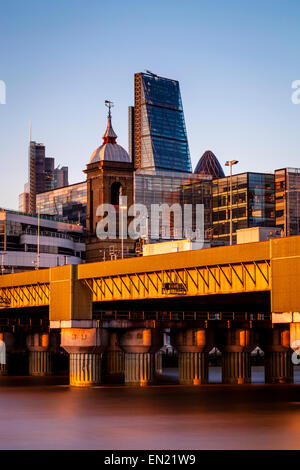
[[0, 0, 300, 209]]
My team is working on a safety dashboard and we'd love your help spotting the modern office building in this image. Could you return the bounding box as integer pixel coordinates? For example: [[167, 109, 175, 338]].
[[135, 170, 212, 242], [36, 181, 87, 226], [18, 191, 30, 214], [212, 172, 275, 243], [275, 168, 300, 236], [194, 150, 225, 178], [0, 208, 85, 273], [54, 166, 69, 188], [21, 141, 69, 215], [131, 72, 192, 173]]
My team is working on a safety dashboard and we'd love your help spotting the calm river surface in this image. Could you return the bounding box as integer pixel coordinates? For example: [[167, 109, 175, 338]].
[[0, 366, 300, 450]]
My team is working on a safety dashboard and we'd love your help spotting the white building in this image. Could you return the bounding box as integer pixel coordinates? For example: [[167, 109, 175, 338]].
[[0, 208, 85, 273]]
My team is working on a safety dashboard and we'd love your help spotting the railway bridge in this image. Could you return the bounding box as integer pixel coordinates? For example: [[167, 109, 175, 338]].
[[0, 236, 299, 386]]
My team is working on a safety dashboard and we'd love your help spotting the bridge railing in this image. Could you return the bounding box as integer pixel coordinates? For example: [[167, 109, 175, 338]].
[[93, 311, 271, 322]]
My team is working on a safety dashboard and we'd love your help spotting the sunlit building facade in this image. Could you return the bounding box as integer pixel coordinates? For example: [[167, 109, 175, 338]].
[[0, 208, 85, 272], [132, 72, 192, 173], [36, 181, 87, 226], [135, 171, 212, 242], [212, 172, 275, 243], [275, 168, 300, 236]]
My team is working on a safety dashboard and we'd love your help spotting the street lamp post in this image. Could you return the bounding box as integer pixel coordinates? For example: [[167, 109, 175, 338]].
[[225, 160, 239, 245]]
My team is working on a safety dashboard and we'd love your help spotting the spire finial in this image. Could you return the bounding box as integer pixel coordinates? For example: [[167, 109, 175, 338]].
[[103, 100, 117, 143], [105, 100, 114, 118]]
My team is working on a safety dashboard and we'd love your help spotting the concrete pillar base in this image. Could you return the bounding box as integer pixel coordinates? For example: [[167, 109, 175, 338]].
[[0, 363, 8, 376], [222, 352, 251, 384], [69, 353, 101, 387], [124, 353, 155, 386], [265, 351, 294, 384], [178, 352, 208, 385], [29, 351, 52, 376]]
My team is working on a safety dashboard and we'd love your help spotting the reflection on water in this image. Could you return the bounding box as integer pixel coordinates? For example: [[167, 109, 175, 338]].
[[0, 366, 300, 450]]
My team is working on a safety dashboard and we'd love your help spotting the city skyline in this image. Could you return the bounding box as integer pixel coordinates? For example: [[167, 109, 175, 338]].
[[1, 0, 300, 211]]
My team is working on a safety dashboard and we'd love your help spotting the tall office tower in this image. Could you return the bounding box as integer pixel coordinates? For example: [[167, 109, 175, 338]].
[[132, 71, 192, 173], [44, 157, 55, 191], [27, 141, 70, 213], [54, 166, 69, 188], [29, 141, 46, 213]]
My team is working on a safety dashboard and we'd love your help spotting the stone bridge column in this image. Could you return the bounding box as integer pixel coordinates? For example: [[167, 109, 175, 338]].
[[155, 350, 163, 376], [218, 328, 255, 384], [102, 331, 124, 384], [262, 326, 293, 384], [0, 333, 14, 376], [61, 326, 109, 387], [26, 332, 55, 376], [171, 329, 213, 385], [119, 328, 163, 386]]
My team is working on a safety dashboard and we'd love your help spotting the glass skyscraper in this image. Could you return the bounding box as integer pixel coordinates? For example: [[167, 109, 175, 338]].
[[132, 72, 192, 173]]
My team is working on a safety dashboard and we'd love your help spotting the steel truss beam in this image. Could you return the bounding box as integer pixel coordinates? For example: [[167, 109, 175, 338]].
[[85, 260, 270, 303], [0, 284, 50, 309]]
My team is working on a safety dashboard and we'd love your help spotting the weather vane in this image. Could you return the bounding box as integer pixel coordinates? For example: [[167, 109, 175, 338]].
[[105, 100, 114, 118]]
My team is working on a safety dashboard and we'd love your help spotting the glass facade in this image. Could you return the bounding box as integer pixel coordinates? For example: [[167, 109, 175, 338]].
[[275, 168, 300, 236], [212, 172, 275, 242], [36, 181, 87, 226], [135, 171, 212, 241], [134, 72, 192, 173], [194, 150, 225, 178]]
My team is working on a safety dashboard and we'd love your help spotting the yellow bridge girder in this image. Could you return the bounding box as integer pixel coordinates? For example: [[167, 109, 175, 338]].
[[0, 235, 299, 317], [0, 269, 50, 309], [82, 260, 270, 302], [0, 283, 49, 309]]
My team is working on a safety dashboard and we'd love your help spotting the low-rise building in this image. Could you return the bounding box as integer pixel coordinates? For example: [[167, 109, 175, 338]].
[[0, 208, 85, 273]]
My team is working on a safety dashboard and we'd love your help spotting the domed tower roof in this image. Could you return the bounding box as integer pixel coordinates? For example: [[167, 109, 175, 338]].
[[89, 101, 131, 164], [194, 150, 225, 178]]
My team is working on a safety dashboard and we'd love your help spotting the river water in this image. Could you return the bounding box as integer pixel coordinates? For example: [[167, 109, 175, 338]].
[[0, 366, 300, 450]]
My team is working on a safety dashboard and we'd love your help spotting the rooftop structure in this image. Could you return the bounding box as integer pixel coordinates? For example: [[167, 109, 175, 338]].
[[194, 150, 225, 178], [89, 101, 130, 164]]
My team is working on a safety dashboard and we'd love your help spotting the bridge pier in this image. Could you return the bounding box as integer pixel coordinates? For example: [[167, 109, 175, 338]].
[[0, 333, 14, 376], [120, 328, 163, 386], [60, 326, 109, 387], [102, 332, 124, 384], [172, 329, 213, 385], [262, 326, 293, 384], [69, 352, 101, 386], [219, 329, 255, 384], [155, 350, 163, 376]]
